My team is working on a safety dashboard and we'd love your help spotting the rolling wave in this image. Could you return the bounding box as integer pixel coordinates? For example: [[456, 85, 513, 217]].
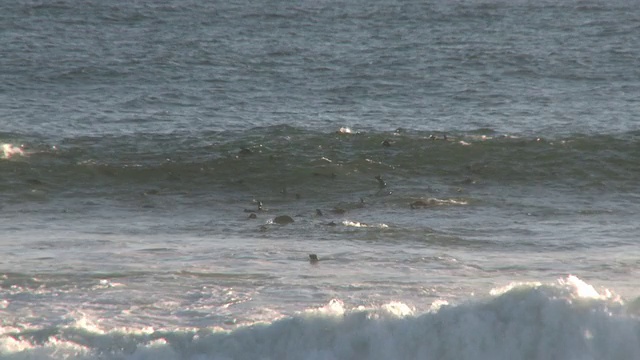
[[2, 127, 639, 202], [1, 276, 638, 360]]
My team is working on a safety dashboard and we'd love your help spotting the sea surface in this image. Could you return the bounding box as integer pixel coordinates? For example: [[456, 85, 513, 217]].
[[1, 0, 640, 359]]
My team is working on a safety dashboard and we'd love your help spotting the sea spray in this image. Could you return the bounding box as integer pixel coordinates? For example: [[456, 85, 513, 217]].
[[2, 277, 638, 360]]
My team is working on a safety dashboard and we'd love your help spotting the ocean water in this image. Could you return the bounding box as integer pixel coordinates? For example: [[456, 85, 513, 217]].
[[1, 0, 640, 359]]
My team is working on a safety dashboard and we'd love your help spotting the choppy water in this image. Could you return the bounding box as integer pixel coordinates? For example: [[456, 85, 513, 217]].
[[1, 0, 640, 359]]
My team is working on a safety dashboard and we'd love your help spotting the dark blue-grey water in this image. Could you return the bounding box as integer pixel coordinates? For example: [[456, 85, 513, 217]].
[[1, 0, 639, 359]]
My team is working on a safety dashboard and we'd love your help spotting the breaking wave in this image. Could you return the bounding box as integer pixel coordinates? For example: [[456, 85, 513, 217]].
[[1, 276, 638, 360]]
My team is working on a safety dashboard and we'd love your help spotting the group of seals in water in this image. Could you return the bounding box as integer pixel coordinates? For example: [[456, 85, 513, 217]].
[[238, 134, 459, 264], [244, 200, 294, 224]]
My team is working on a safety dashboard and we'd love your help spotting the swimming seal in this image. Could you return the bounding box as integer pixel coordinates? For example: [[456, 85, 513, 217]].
[[244, 201, 264, 213], [273, 215, 294, 224]]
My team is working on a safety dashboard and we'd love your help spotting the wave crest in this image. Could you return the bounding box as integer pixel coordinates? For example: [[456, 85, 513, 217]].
[[2, 276, 638, 360]]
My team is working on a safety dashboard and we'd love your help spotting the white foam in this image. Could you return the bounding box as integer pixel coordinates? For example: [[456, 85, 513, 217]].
[[411, 198, 469, 208], [342, 220, 389, 228], [558, 274, 614, 301], [305, 298, 346, 316], [1, 143, 26, 159], [1, 277, 638, 360]]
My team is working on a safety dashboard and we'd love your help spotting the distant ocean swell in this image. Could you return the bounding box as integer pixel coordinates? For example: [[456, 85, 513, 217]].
[[1, 276, 638, 360], [1, 127, 639, 201]]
